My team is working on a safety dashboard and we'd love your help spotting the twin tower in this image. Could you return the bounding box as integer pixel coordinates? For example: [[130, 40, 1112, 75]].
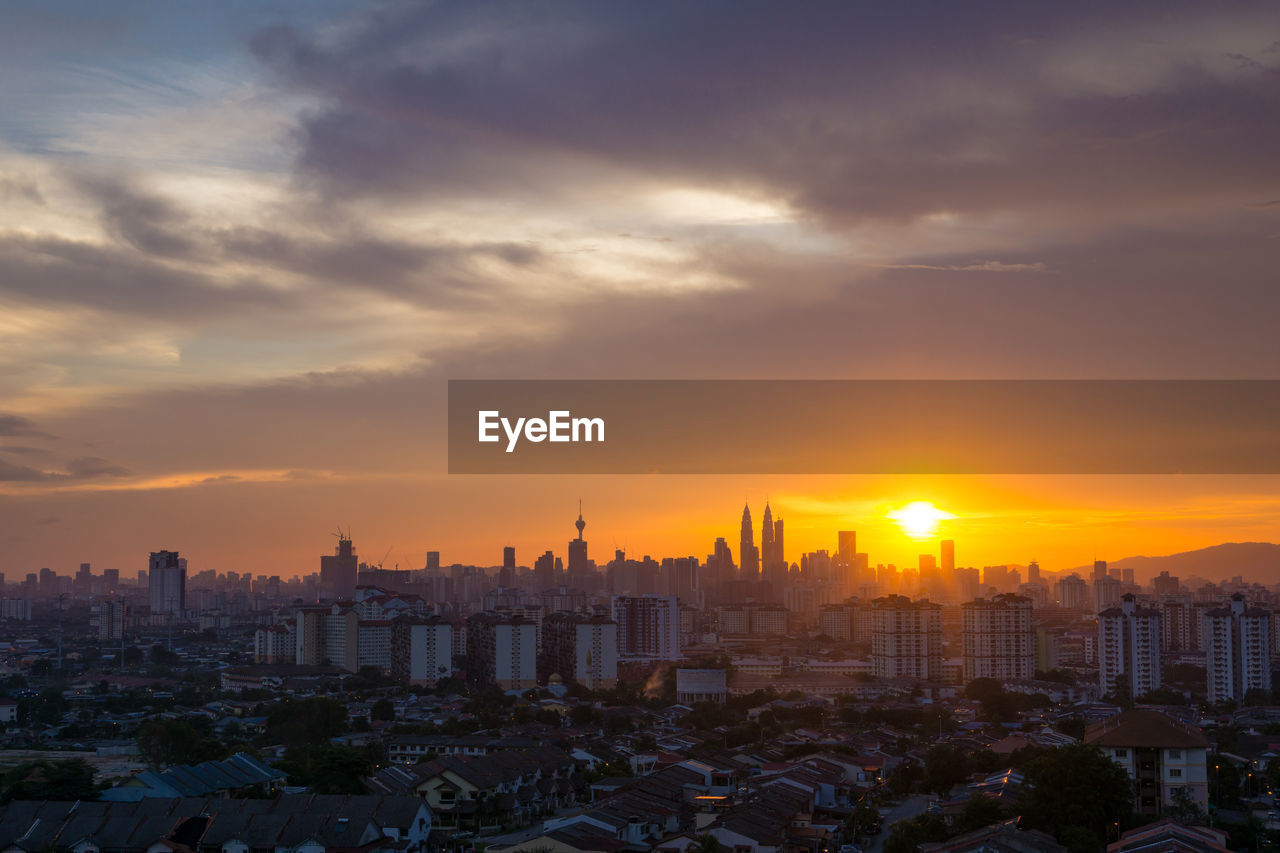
[[740, 501, 784, 580]]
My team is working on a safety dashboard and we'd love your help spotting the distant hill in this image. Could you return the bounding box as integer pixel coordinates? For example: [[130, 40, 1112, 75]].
[[1066, 542, 1280, 585]]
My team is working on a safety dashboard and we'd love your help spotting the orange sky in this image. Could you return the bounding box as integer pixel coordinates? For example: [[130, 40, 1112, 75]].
[[5, 472, 1280, 580]]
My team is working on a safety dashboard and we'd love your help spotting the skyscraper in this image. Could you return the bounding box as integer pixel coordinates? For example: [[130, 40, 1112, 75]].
[[739, 503, 759, 581], [612, 595, 681, 661], [320, 535, 358, 600], [871, 594, 942, 681], [940, 540, 955, 573], [148, 550, 185, 615], [499, 546, 516, 588], [1205, 594, 1272, 703], [1099, 594, 1162, 698], [761, 502, 774, 567]]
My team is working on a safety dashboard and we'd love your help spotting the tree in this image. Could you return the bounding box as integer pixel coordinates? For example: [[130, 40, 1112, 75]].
[[1, 759, 99, 803], [1167, 786, 1206, 825], [1020, 744, 1133, 853], [279, 743, 372, 794], [845, 802, 879, 842], [137, 717, 227, 768], [952, 794, 1007, 835], [265, 697, 348, 747], [923, 744, 970, 797], [369, 698, 395, 721], [150, 644, 181, 666], [686, 834, 723, 853], [882, 814, 948, 853]]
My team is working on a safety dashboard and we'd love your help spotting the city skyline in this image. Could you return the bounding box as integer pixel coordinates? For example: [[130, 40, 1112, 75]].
[[10, 493, 1280, 586], [4, 3, 1280, 585]]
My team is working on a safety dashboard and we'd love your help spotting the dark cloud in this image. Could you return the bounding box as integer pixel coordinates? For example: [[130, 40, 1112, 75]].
[[0, 445, 51, 456], [216, 227, 541, 304], [0, 415, 54, 439], [252, 1, 1280, 228], [74, 175, 200, 259], [0, 452, 128, 482], [64, 456, 129, 478], [0, 232, 294, 320], [0, 175, 42, 205]]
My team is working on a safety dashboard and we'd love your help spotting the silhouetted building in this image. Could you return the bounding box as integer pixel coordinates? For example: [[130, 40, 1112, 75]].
[[320, 536, 358, 600], [148, 551, 185, 615]]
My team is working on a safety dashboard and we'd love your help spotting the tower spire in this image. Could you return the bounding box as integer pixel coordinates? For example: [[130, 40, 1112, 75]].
[[575, 500, 586, 540]]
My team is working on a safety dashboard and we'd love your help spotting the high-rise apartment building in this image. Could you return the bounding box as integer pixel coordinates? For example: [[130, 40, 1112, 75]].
[[94, 598, 126, 641], [1093, 575, 1123, 613], [1056, 573, 1089, 610], [1099, 594, 1162, 698], [1152, 571, 1180, 597], [612, 594, 681, 661], [294, 603, 359, 671], [1205, 594, 1272, 703], [961, 593, 1035, 682], [466, 612, 537, 690], [871, 595, 942, 681], [148, 551, 185, 615], [392, 617, 454, 686], [540, 612, 618, 690]]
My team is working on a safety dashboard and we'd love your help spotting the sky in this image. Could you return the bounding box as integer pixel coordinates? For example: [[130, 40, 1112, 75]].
[[2, 1, 1280, 579]]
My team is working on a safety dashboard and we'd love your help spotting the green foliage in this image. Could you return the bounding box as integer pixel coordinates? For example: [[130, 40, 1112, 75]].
[[1034, 668, 1076, 685], [278, 743, 375, 793], [1209, 757, 1243, 808], [150, 644, 181, 666], [923, 744, 970, 796], [0, 759, 99, 803], [886, 760, 922, 797], [1166, 786, 1206, 825], [882, 814, 948, 853], [137, 717, 227, 768], [686, 834, 723, 853], [369, 698, 395, 721], [952, 794, 1008, 835], [1020, 744, 1133, 852], [264, 697, 348, 747]]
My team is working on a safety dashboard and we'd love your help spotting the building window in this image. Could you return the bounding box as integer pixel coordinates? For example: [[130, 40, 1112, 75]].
[[1169, 768, 1182, 778], [1114, 749, 1128, 758], [1167, 749, 1182, 759]]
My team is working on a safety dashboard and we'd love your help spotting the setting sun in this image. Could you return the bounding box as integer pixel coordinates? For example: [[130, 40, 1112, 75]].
[[888, 500, 956, 540]]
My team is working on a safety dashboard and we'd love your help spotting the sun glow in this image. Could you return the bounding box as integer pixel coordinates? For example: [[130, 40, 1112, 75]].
[[888, 500, 956, 540]]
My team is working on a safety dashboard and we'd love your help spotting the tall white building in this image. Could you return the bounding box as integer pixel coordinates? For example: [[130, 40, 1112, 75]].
[[294, 604, 359, 671], [1099, 594, 1162, 698], [148, 550, 186, 615], [871, 594, 942, 681], [466, 613, 537, 690], [393, 618, 454, 686], [94, 598, 126, 641], [540, 613, 618, 690], [1205, 594, 1272, 704], [961, 593, 1035, 682], [612, 595, 681, 661]]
